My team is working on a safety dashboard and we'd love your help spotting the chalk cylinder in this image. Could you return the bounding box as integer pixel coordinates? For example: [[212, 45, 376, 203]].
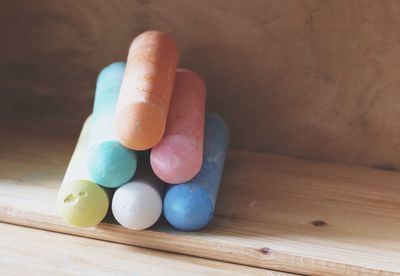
[[163, 113, 229, 231], [150, 69, 206, 184], [112, 161, 165, 230], [57, 117, 109, 228], [113, 31, 179, 150], [88, 62, 137, 188]]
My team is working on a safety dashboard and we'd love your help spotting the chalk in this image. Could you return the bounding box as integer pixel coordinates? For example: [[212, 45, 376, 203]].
[[57, 117, 109, 228], [151, 69, 206, 184], [113, 31, 179, 150], [112, 161, 165, 230], [163, 113, 229, 230], [88, 62, 137, 188]]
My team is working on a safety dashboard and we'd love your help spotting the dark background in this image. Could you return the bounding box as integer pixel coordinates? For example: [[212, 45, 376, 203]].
[[1, 0, 400, 169]]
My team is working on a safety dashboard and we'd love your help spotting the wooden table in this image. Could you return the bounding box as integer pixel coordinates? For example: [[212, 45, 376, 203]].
[[1, 119, 400, 275], [3, 223, 288, 275]]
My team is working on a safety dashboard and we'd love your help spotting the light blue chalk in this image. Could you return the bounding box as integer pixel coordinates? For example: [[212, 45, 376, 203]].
[[88, 62, 137, 188], [163, 113, 229, 231]]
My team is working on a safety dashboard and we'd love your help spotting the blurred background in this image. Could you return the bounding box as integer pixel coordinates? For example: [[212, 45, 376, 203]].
[[1, 0, 400, 169]]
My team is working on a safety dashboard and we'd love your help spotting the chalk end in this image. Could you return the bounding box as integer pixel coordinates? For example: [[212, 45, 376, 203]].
[[114, 103, 165, 150], [112, 181, 163, 230], [151, 134, 202, 184], [164, 184, 213, 231], [57, 180, 109, 228], [88, 141, 137, 188]]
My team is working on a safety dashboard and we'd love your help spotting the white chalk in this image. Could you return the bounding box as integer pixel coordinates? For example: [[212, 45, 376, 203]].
[[112, 171, 164, 230]]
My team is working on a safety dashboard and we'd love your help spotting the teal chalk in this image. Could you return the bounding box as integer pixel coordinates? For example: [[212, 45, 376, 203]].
[[88, 141, 136, 187], [88, 62, 137, 188], [163, 113, 229, 230]]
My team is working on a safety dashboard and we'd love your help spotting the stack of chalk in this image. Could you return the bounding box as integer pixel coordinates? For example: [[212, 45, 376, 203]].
[[57, 31, 229, 231]]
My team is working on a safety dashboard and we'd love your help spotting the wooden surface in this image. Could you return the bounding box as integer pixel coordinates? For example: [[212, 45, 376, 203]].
[[2, 1, 400, 168], [1, 120, 400, 275], [1, 223, 282, 276]]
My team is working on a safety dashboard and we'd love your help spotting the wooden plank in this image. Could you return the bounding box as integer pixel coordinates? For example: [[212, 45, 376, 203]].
[[2, 1, 400, 168], [0, 119, 399, 275], [1, 223, 280, 275]]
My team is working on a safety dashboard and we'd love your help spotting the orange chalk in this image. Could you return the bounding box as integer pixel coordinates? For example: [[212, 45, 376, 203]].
[[113, 31, 179, 150]]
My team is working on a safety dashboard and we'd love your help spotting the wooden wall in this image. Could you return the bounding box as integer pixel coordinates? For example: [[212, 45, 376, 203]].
[[1, 0, 400, 169]]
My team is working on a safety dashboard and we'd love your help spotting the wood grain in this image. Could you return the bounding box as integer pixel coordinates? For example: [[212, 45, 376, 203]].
[[1, 223, 283, 276], [1, 0, 400, 168], [1, 119, 399, 275]]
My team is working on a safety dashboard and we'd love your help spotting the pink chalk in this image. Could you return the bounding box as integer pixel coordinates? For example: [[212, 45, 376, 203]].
[[151, 69, 206, 184]]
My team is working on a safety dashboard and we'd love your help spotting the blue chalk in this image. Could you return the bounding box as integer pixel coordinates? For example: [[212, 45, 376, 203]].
[[163, 113, 229, 230], [88, 62, 137, 188]]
